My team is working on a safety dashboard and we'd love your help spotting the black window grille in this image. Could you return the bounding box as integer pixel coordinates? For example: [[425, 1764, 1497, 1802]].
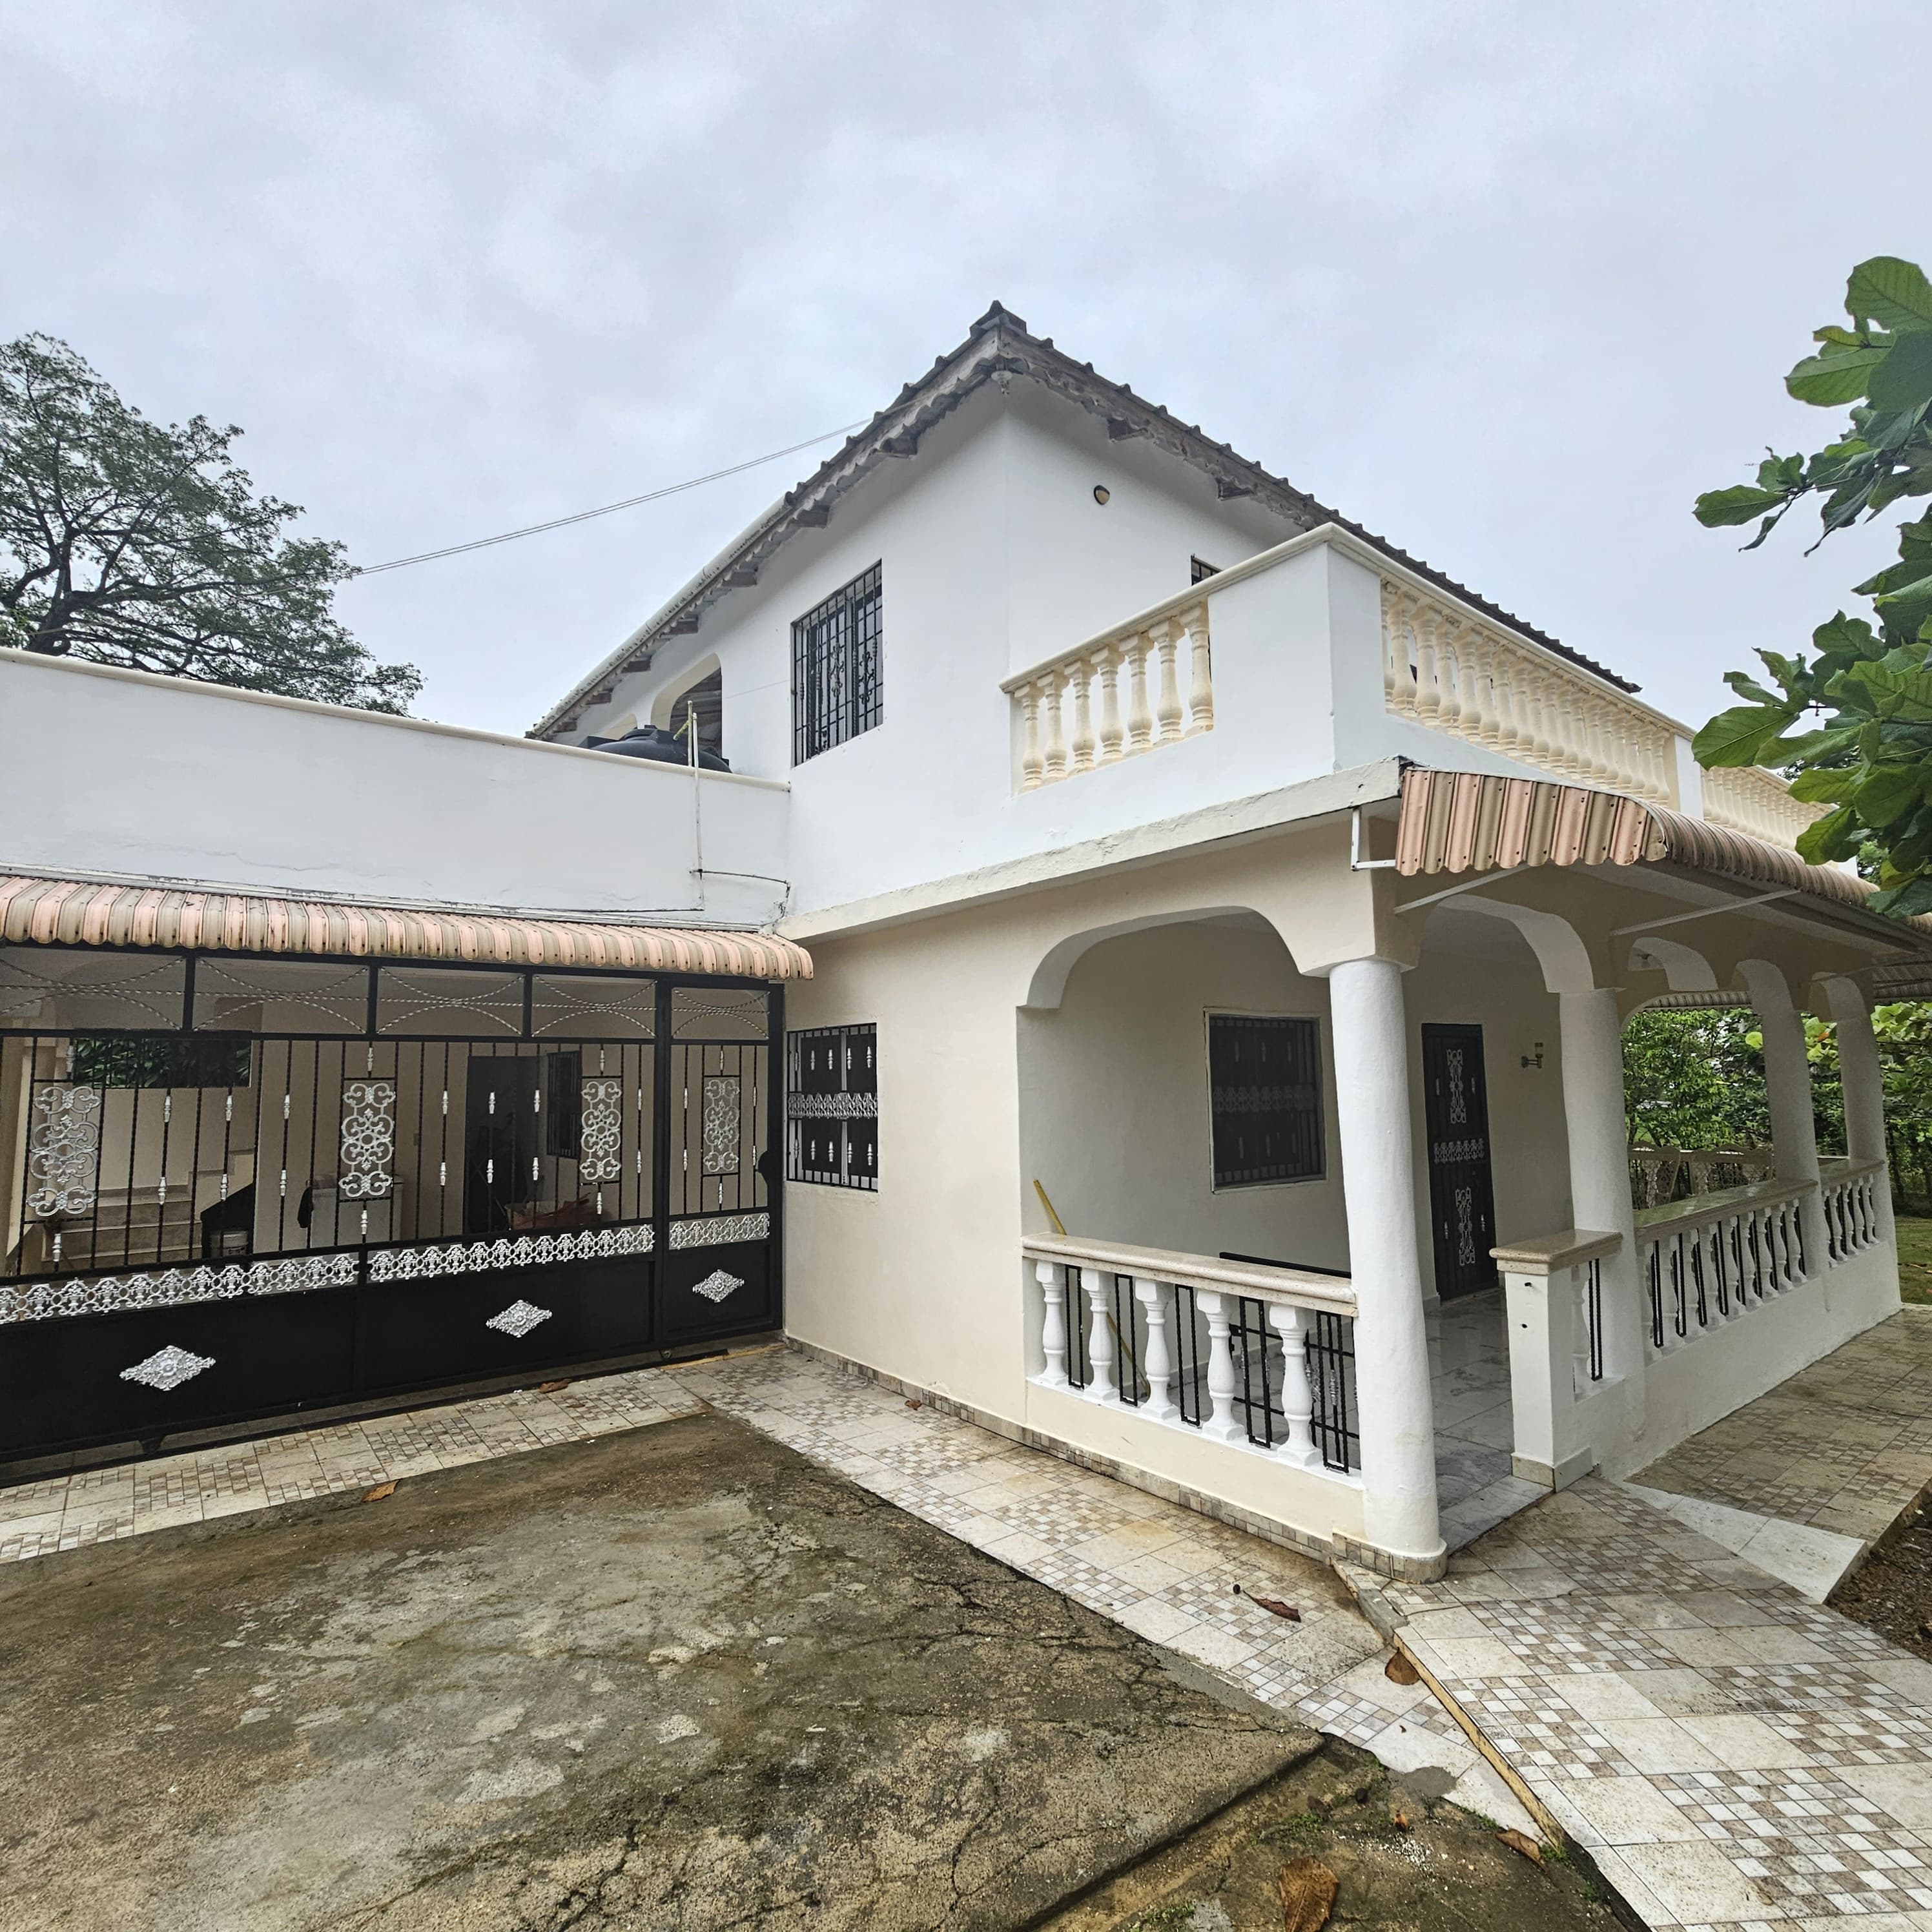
[[791, 564, 883, 764], [786, 1023, 878, 1189], [1208, 1014, 1323, 1189], [68, 1033, 251, 1090], [1190, 555, 1221, 584]]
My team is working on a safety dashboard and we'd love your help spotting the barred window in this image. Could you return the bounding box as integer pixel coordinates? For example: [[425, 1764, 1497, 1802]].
[[786, 1023, 878, 1189], [1208, 1014, 1323, 1188], [792, 564, 882, 764]]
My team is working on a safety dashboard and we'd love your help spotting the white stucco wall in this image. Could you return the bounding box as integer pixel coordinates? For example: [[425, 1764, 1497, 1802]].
[[0, 649, 790, 926], [1018, 918, 1348, 1271]]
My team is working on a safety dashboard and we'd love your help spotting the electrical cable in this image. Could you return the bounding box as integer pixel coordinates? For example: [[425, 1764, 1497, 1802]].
[[351, 419, 869, 575]]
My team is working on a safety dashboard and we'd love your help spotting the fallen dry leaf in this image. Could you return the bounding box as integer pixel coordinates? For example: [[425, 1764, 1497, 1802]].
[[1497, 1828, 1545, 1865], [362, 1482, 396, 1503], [1384, 1651, 1421, 1686], [1249, 1594, 1302, 1621], [537, 1379, 573, 1394], [1276, 1854, 1338, 1931], [905, 1399, 922, 1410]]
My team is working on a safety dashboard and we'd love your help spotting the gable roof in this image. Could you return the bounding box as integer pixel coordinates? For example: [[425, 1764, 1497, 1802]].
[[531, 302, 1637, 739]]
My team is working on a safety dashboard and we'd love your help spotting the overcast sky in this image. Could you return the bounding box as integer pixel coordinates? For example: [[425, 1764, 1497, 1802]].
[[4, 3, 1927, 737]]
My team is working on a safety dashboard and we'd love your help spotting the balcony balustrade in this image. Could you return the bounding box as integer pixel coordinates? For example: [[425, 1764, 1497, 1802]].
[[1701, 765, 1827, 848], [1003, 602, 1213, 792], [1381, 581, 1680, 805]]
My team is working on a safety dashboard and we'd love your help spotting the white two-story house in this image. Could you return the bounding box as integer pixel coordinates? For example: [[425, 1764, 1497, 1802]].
[[1, 303, 1921, 1581]]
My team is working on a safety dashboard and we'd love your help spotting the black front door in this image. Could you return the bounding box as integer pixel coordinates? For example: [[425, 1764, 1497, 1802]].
[[464, 1056, 542, 1233], [1421, 1023, 1497, 1300]]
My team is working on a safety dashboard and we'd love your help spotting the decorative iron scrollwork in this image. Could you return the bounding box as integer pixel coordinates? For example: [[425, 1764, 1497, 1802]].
[[26, 1083, 102, 1220]]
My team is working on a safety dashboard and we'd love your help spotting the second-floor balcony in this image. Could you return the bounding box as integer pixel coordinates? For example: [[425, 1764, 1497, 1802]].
[[1001, 524, 1824, 852]]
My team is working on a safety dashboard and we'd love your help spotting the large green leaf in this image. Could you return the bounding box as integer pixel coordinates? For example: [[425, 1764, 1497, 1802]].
[[1868, 331, 1932, 414], [1796, 804, 1859, 864], [1847, 258, 1932, 335], [1845, 659, 1932, 717], [1870, 874, 1932, 920], [1856, 766, 1924, 826], [1787, 345, 1888, 405], [1787, 767, 1859, 803], [1692, 704, 1796, 767], [1694, 484, 1789, 527]]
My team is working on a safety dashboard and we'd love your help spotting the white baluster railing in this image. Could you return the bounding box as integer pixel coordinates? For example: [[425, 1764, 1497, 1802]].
[[1818, 1156, 1886, 1266], [1635, 1177, 1812, 1355], [1006, 601, 1213, 791], [1701, 765, 1827, 850], [1025, 1236, 1359, 1475], [1382, 580, 1681, 806]]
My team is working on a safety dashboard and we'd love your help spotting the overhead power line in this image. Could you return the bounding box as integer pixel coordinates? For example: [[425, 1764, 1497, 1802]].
[[350, 420, 870, 576]]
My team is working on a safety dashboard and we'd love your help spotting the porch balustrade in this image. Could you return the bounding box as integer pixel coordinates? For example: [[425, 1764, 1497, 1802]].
[[1636, 1175, 1813, 1355], [1381, 581, 1681, 804], [1023, 1235, 1359, 1475], [1820, 1155, 1886, 1265], [1003, 601, 1212, 792]]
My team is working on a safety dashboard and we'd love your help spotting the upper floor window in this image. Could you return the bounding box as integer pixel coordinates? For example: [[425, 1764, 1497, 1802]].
[[668, 667, 723, 763], [792, 564, 883, 764], [1190, 556, 1222, 584]]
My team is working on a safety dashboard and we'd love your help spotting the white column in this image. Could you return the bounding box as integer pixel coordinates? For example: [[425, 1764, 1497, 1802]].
[[1825, 976, 1896, 1244], [1559, 989, 1645, 1387], [1036, 1259, 1068, 1387], [1747, 967, 1826, 1275], [1328, 956, 1443, 1568], [1133, 1277, 1178, 1421]]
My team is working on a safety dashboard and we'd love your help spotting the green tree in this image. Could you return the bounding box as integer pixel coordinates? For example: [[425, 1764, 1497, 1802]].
[[0, 333, 418, 711], [1690, 257, 1932, 914], [1622, 1008, 1773, 1151]]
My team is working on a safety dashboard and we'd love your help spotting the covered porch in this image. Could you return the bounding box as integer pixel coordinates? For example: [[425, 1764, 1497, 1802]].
[[1010, 769, 1931, 1581]]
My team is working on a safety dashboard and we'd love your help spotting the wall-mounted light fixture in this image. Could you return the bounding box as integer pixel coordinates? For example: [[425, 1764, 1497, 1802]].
[[1521, 1042, 1545, 1070], [1092, 484, 1111, 505]]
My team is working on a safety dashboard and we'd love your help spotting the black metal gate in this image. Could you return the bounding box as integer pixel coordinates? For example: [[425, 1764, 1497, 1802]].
[[1421, 1022, 1497, 1300], [0, 949, 783, 1466]]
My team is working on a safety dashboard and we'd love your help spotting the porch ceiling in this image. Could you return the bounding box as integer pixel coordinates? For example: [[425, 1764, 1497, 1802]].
[[0, 874, 812, 980], [1393, 767, 1932, 954]]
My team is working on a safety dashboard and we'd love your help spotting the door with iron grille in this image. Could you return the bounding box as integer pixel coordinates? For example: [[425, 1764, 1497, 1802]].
[[1421, 1022, 1497, 1301], [0, 949, 783, 1466]]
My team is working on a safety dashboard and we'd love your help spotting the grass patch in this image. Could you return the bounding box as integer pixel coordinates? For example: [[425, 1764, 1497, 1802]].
[[1896, 1215, 1932, 1305]]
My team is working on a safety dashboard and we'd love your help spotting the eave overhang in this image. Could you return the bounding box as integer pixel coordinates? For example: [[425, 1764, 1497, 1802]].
[[531, 303, 1636, 739]]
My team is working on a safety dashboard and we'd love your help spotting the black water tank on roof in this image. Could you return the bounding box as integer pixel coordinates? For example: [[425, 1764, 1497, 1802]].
[[584, 725, 731, 772]]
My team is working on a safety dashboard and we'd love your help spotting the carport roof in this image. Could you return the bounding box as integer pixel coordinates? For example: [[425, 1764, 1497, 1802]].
[[1393, 767, 1932, 948], [0, 874, 812, 980]]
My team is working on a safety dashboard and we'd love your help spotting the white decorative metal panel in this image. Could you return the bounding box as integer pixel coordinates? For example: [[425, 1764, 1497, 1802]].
[[691, 1269, 743, 1304], [579, 1076, 624, 1184], [486, 1299, 551, 1339], [26, 1084, 102, 1218], [338, 1079, 396, 1199], [0, 1252, 359, 1326], [668, 1211, 770, 1250], [119, 1344, 215, 1392], [701, 1075, 740, 1175], [365, 1224, 653, 1285]]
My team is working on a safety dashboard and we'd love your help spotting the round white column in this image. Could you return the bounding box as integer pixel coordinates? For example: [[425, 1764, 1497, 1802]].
[[1328, 954, 1443, 1571], [1559, 987, 1645, 1386], [1747, 967, 1826, 1274], [1825, 976, 1896, 1243]]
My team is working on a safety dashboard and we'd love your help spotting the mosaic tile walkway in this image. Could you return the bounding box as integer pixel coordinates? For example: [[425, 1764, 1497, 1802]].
[[0, 1367, 703, 1562], [670, 1347, 1535, 1829], [1636, 1309, 1932, 1547], [1368, 1474, 1932, 1929]]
